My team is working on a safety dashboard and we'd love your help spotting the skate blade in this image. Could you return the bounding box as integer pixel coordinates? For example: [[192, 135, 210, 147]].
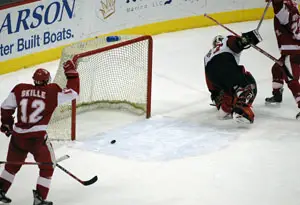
[[265, 101, 281, 107], [0, 199, 11, 204]]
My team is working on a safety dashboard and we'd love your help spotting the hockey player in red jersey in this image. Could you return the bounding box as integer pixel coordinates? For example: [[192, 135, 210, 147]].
[[265, 0, 300, 119], [0, 60, 79, 205], [205, 32, 260, 123]]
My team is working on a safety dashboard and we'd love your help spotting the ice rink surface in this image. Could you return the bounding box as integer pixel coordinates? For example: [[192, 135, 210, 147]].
[[1, 19, 300, 205]]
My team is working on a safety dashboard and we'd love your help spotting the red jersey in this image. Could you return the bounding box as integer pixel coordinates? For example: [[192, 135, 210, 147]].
[[273, 0, 300, 55], [0, 77, 79, 138]]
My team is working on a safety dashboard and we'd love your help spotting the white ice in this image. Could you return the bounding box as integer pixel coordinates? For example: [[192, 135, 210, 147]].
[[1, 19, 300, 205]]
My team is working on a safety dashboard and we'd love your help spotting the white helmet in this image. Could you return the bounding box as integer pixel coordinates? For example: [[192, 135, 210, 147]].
[[212, 35, 224, 48]]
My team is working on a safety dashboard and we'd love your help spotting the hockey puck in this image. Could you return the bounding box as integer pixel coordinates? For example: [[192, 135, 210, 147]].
[[110, 140, 116, 144]]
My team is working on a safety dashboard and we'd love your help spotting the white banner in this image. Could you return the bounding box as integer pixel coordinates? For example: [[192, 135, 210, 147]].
[[0, 0, 267, 62]]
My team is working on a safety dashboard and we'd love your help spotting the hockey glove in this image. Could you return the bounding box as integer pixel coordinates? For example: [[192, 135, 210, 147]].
[[238, 30, 262, 49], [63, 60, 78, 79], [0, 124, 12, 137]]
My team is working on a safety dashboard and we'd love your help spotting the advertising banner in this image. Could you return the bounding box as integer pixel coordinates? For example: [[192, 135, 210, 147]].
[[0, 0, 81, 61], [0, 0, 267, 62]]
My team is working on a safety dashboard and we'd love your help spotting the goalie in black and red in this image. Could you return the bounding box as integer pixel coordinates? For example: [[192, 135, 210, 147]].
[[204, 32, 260, 124]]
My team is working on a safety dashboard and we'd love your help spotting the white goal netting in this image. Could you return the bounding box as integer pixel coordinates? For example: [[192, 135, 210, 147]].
[[47, 35, 153, 140]]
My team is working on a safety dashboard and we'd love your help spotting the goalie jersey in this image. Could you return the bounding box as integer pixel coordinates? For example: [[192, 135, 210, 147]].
[[204, 36, 242, 67]]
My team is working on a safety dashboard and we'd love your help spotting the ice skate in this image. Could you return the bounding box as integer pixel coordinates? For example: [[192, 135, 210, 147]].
[[296, 112, 300, 120], [233, 112, 253, 124], [0, 189, 11, 204], [33, 190, 53, 205], [265, 88, 283, 105], [232, 104, 254, 124]]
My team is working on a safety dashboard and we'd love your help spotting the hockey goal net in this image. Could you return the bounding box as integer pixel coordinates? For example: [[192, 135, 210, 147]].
[[47, 35, 153, 141]]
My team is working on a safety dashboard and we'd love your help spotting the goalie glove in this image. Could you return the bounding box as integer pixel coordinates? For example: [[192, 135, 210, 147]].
[[238, 30, 262, 49]]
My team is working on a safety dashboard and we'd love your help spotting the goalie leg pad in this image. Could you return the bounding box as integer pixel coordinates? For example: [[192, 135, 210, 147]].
[[233, 85, 255, 124], [235, 85, 255, 105], [218, 92, 235, 120], [232, 104, 254, 124], [220, 92, 235, 112]]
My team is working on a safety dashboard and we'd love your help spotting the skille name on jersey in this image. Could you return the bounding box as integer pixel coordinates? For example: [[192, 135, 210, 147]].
[[21, 89, 46, 99]]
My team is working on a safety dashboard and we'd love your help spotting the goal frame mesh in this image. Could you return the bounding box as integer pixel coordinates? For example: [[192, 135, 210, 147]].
[[69, 35, 153, 140]]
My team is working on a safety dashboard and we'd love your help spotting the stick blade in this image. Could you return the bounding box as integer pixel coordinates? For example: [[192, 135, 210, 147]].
[[56, 155, 70, 163], [82, 176, 98, 186]]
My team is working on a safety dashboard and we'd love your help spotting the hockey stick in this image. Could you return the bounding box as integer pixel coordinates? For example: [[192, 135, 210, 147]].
[[0, 155, 70, 166], [204, 13, 283, 66], [1, 155, 98, 186], [256, 0, 271, 31], [56, 163, 98, 186]]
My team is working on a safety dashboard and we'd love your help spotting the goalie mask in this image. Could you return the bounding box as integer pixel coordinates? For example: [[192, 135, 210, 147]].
[[212, 35, 224, 48], [33, 68, 51, 86]]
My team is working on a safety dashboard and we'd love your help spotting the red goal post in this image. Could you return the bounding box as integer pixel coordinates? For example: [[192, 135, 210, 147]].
[[48, 35, 153, 141]]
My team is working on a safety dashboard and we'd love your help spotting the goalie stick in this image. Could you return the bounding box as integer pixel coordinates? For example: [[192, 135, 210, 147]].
[[204, 13, 283, 66], [0, 155, 70, 166]]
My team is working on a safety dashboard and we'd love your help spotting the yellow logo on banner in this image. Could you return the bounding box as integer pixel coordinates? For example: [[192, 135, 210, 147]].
[[100, 0, 116, 19]]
